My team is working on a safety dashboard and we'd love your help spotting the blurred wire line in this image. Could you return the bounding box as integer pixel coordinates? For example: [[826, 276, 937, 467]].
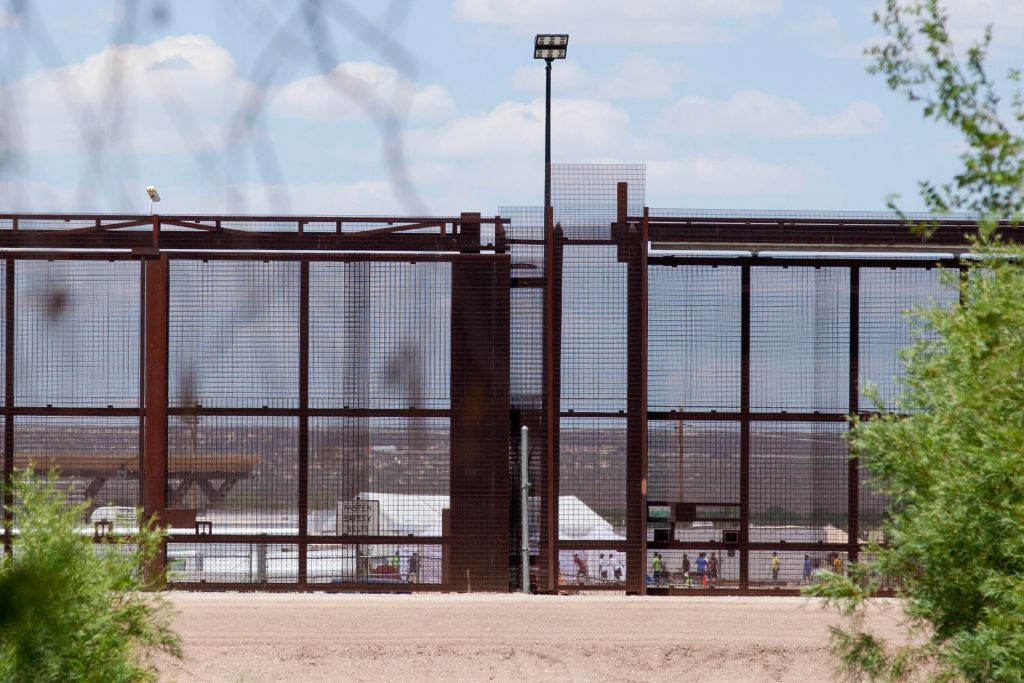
[[0, 0, 426, 214]]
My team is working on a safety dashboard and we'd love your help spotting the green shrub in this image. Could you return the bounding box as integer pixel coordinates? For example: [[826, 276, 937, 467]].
[[0, 470, 181, 682]]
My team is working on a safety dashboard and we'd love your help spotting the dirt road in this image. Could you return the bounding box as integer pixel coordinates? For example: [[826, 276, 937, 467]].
[[156, 592, 906, 682]]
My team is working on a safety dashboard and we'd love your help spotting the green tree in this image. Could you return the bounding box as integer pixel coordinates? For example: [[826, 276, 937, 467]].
[[0, 470, 181, 682], [805, 2, 1024, 681]]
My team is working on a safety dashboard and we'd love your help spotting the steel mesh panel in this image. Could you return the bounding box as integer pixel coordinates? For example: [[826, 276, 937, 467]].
[[309, 261, 450, 410], [751, 267, 850, 413], [169, 260, 299, 409], [308, 416, 450, 536], [750, 422, 848, 542], [750, 550, 849, 589], [166, 542, 299, 583], [560, 245, 627, 412], [550, 164, 645, 238], [307, 543, 444, 584], [558, 417, 626, 541], [647, 549, 737, 589], [649, 265, 741, 411], [167, 415, 298, 534], [648, 421, 740, 506], [511, 288, 543, 409], [15, 260, 140, 408], [558, 548, 627, 588], [859, 267, 957, 412], [13, 415, 139, 519]]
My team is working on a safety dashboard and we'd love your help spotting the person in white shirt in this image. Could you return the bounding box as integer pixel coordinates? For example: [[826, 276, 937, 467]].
[[598, 553, 611, 582]]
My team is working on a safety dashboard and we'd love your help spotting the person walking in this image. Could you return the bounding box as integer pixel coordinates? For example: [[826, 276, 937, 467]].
[[695, 552, 708, 588], [651, 552, 664, 586], [832, 553, 844, 575], [612, 553, 623, 582], [681, 553, 691, 588], [802, 554, 812, 584], [573, 552, 589, 585], [708, 552, 720, 589], [407, 551, 420, 583], [770, 551, 781, 586], [598, 553, 610, 583]]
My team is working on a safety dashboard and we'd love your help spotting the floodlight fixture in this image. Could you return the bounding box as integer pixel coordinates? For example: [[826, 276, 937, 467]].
[[534, 34, 568, 60], [146, 185, 161, 215]]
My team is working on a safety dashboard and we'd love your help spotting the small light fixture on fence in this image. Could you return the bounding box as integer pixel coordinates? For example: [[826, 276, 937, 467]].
[[146, 185, 161, 215]]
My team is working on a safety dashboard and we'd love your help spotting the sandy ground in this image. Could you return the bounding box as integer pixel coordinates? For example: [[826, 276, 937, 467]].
[[155, 592, 908, 682]]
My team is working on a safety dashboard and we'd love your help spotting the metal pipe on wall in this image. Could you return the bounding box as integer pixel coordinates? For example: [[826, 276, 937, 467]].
[[521, 425, 530, 593]]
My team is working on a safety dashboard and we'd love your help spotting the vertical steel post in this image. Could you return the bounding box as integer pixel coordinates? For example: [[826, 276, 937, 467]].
[[544, 59, 552, 211], [848, 267, 860, 563], [739, 264, 751, 590], [624, 185, 648, 594], [3, 257, 14, 557], [142, 244, 169, 578], [543, 206, 562, 591], [520, 425, 530, 593], [298, 259, 309, 584]]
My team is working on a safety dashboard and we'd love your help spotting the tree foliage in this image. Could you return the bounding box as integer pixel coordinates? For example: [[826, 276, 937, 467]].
[[805, 2, 1024, 681], [0, 470, 180, 682]]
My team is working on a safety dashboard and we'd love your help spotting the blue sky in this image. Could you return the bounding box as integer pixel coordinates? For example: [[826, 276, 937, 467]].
[[0, 0, 1020, 215]]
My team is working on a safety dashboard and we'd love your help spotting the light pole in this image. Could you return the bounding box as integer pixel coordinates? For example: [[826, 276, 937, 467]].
[[534, 34, 568, 211]]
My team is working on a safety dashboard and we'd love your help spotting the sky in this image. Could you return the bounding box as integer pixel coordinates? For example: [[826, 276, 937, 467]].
[[0, 0, 1021, 216]]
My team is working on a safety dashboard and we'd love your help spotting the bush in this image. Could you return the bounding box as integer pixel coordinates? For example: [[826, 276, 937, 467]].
[[0, 470, 181, 682]]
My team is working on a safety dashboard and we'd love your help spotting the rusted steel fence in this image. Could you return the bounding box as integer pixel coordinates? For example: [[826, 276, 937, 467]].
[[0, 166, 995, 594]]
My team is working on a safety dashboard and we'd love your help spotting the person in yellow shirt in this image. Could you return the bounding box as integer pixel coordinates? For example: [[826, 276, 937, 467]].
[[770, 551, 781, 586]]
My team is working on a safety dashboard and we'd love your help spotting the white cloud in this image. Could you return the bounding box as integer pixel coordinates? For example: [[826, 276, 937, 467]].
[[791, 7, 839, 34], [511, 54, 689, 100], [453, 0, 781, 44], [942, 0, 1024, 46], [415, 97, 630, 159], [270, 61, 455, 122], [655, 90, 887, 138], [5, 34, 247, 154], [647, 155, 828, 200]]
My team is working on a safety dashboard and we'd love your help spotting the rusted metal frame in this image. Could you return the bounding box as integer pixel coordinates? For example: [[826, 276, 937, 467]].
[[2, 406, 142, 417], [542, 207, 563, 592], [848, 267, 860, 564], [138, 260, 146, 512], [624, 189, 648, 594], [649, 256, 961, 269], [739, 264, 751, 590], [0, 232, 470, 253], [159, 219, 252, 236], [161, 250, 499, 262], [643, 217, 1015, 247], [0, 213, 510, 224], [142, 251, 170, 576], [458, 212, 481, 253], [0, 250, 139, 261], [494, 215, 507, 253], [297, 259, 309, 585], [59, 218, 153, 234], [648, 541, 857, 553], [3, 258, 13, 556], [646, 411, 849, 422], [165, 407, 449, 418], [553, 584, 630, 592], [334, 221, 445, 237], [166, 533, 448, 544], [167, 580, 451, 593]]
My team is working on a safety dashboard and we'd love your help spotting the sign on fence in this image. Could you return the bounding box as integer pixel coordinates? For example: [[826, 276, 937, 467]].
[[337, 499, 380, 536]]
